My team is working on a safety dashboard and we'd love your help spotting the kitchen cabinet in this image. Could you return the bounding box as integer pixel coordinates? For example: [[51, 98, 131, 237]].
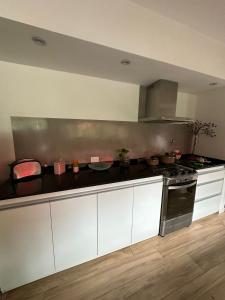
[[193, 195, 221, 221], [195, 180, 223, 200], [50, 194, 97, 272], [197, 169, 224, 185], [0, 203, 55, 292], [132, 181, 163, 244], [193, 167, 225, 221], [0, 176, 163, 291], [98, 187, 133, 256]]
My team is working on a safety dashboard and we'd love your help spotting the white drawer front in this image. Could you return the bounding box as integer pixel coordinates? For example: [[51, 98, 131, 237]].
[[197, 170, 225, 185], [196, 180, 223, 201], [193, 195, 221, 221]]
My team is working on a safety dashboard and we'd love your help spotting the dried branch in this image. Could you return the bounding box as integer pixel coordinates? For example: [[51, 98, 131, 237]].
[[187, 120, 217, 137], [187, 120, 217, 154]]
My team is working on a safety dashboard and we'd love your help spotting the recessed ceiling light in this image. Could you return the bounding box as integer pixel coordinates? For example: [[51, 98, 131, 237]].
[[120, 59, 131, 66], [209, 82, 218, 86], [31, 36, 47, 46]]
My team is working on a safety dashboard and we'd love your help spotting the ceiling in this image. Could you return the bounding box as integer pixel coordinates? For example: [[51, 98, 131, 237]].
[[0, 17, 225, 94], [130, 0, 225, 44]]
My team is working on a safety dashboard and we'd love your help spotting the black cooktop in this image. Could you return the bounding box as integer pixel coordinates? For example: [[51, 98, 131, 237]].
[[151, 164, 195, 177], [176, 154, 225, 170]]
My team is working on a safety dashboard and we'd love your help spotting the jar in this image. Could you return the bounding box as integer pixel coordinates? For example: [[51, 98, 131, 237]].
[[174, 149, 182, 160], [73, 160, 79, 173], [54, 160, 66, 175]]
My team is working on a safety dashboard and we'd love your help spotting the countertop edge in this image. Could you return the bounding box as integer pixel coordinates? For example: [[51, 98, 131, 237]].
[[0, 175, 163, 210], [196, 165, 225, 174]]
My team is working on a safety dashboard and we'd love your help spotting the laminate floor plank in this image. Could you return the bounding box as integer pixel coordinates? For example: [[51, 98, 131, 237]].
[[160, 261, 225, 300], [195, 275, 225, 300], [4, 212, 225, 300]]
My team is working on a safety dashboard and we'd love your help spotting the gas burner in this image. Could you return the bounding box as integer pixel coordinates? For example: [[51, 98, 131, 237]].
[[154, 164, 197, 185]]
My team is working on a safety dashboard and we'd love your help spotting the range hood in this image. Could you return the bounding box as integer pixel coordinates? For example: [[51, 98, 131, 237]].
[[138, 79, 193, 123]]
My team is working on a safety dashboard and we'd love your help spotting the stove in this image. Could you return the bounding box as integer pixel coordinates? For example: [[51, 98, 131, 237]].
[[158, 164, 198, 236], [151, 164, 197, 185]]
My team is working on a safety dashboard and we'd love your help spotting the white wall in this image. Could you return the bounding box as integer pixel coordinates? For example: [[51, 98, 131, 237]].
[[0, 0, 225, 80], [195, 86, 225, 159], [0, 60, 199, 182], [0, 60, 139, 181]]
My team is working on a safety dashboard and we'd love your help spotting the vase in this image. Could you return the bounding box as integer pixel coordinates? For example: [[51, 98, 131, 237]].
[[192, 135, 198, 154]]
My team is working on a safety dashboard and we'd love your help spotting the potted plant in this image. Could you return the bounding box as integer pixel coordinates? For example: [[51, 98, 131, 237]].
[[187, 120, 217, 154], [116, 148, 130, 167]]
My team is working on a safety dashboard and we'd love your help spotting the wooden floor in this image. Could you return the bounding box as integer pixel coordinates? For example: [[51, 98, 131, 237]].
[[2, 213, 225, 300]]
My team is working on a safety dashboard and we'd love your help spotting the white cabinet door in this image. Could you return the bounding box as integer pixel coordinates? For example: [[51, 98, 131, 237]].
[[98, 187, 133, 256], [132, 181, 163, 244], [0, 203, 55, 292], [51, 194, 97, 272]]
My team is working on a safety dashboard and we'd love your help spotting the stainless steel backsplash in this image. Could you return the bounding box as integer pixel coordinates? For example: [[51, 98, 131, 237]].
[[11, 117, 192, 165]]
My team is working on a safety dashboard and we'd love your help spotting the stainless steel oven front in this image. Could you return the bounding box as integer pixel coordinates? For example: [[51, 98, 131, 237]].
[[159, 180, 197, 236]]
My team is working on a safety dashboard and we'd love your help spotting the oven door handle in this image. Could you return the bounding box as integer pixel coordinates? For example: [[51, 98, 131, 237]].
[[168, 182, 196, 190]]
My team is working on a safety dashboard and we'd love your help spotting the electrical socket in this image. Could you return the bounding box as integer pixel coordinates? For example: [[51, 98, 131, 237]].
[[91, 156, 100, 163]]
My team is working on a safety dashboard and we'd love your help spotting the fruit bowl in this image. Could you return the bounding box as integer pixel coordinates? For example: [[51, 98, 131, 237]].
[[88, 162, 112, 171]]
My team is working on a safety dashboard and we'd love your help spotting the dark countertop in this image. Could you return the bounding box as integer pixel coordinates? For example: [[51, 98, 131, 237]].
[[1, 155, 224, 201], [0, 160, 163, 201], [176, 154, 225, 170]]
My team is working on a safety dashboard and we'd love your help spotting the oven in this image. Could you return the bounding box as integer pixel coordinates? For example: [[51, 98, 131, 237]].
[[159, 179, 197, 236]]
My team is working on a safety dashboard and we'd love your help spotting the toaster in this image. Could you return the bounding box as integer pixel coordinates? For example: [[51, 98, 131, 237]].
[[10, 159, 42, 180]]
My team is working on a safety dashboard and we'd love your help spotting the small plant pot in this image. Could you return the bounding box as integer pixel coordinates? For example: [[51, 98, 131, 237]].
[[119, 159, 130, 168]]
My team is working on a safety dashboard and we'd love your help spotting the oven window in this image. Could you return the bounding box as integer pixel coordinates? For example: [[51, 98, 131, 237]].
[[166, 183, 196, 220]]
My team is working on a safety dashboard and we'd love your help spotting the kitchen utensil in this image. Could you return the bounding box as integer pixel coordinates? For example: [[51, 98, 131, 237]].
[[146, 156, 159, 166], [160, 153, 176, 164]]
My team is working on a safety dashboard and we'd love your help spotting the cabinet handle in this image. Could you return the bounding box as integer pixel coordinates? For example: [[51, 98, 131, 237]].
[[168, 182, 196, 190]]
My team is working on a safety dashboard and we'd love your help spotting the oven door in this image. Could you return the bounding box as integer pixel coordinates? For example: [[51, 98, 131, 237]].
[[162, 180, 197, 220]]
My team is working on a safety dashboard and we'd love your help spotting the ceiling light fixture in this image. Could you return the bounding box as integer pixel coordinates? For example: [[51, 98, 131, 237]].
[[120, 59, 131, 66], [31, 36, 47, 46], [209, 82, 218, 86]]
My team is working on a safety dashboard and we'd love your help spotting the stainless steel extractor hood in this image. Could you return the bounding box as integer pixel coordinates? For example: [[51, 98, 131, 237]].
[[138, 79, 193, 124]]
